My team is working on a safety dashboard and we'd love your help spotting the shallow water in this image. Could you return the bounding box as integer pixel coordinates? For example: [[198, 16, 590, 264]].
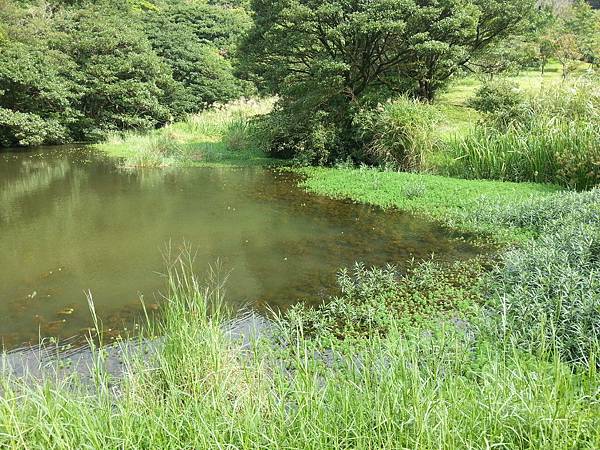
[[0, 147, 477, 350]]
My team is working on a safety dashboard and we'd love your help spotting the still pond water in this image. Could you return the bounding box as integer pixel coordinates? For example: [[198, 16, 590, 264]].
[[1, 147, 477, 350]]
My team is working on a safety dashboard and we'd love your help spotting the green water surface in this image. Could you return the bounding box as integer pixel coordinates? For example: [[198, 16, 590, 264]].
[[0, 147, 477, 349]]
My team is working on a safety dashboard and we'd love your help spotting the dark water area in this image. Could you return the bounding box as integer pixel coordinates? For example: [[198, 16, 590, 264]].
[[0, 146, 478, 350]]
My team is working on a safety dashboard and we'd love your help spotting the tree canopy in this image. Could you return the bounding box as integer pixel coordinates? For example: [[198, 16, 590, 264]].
[[239, 0, 536, 163]]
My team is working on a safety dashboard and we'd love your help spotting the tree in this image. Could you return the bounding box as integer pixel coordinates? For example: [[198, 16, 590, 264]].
[[0, 0, 81, 146], [240, 0, 535, 163], [53, 3, 176, 140], [555, 32, 583, 78], [563, 0, 600, 66], [144, 2, 253, 113]]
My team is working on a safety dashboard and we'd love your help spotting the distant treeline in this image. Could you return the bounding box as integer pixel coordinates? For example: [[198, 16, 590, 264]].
[[0, 0, 253, 147], [1, 0, 598, 153]]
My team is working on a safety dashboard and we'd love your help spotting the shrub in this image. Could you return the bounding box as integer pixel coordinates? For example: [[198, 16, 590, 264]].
[[468, 79, 529, 128], [0, 108, 69, 147], [489, 196, 600, 365], [354, 98, 441, 170], [255, 107, 345, 165]]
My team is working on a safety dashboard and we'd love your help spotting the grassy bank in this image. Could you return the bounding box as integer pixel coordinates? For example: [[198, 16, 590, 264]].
[[299, 166, 560, 242], [1, 251, 599, 449], [97, 98, 275, 168]]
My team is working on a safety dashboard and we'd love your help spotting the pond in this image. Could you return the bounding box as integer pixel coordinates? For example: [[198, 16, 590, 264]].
[[0, 147, 478, 350]]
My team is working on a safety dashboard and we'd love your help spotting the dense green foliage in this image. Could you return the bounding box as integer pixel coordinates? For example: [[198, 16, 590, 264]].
[[353, 97, 441, 170], [240, 0, 535, 164], [0, 0, 252, 147], [143, 0, 253, 114]]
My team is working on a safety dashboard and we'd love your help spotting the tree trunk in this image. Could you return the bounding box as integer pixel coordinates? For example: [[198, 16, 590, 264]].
[[418, 80, 434, 102]]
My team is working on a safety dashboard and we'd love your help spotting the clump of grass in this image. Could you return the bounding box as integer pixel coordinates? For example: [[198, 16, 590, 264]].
[[354, 96, 441, 171], [444, 120, 600, 189], [121, 134, 185, 168], [98, 98, 275, 168]]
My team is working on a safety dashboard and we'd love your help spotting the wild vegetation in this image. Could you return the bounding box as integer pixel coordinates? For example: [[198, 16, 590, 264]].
[[1, 249, 600, 449], [0, 0, 251, 146], [100, 98, 274, 167], [2, 0, 600, 448]]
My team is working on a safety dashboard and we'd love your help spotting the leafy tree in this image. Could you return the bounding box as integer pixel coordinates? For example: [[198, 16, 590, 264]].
[[563, 0, 600, 66], [554, 32, 583, 78], [240, 0, 535, 163], [0, 2, 80, 146], [0, 42, 80, 145], [144, 3, 253, 113], [156, 0, 252, 52], [53, 3, 176, 140], [469, 38, 538, 79]]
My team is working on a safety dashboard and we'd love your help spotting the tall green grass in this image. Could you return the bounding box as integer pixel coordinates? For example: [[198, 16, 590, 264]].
[[439, 77, 600, 190], [354, 96, 441, 171], [1, 240, 600, 448], [444, 120, 600, 189], [99, 98, 275, 168]]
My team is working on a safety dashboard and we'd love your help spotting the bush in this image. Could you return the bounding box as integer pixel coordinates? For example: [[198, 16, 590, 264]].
[[354, 98, 441, 170], [489, 191, 600, 365], [0, 108, 69, 147], [468, 79, 529, 128], [255, 107, 346, 165]]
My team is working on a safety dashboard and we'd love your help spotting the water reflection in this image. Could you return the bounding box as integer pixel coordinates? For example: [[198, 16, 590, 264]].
[[0, 147, 478, 349]]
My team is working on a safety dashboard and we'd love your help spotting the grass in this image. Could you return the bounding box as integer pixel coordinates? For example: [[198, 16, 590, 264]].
[[98, 98, 276, 168], [1, 250, 599, 449], [435, 62, 592, 140], [442, 121, 600, 189], [298, 166, 561, 242]]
